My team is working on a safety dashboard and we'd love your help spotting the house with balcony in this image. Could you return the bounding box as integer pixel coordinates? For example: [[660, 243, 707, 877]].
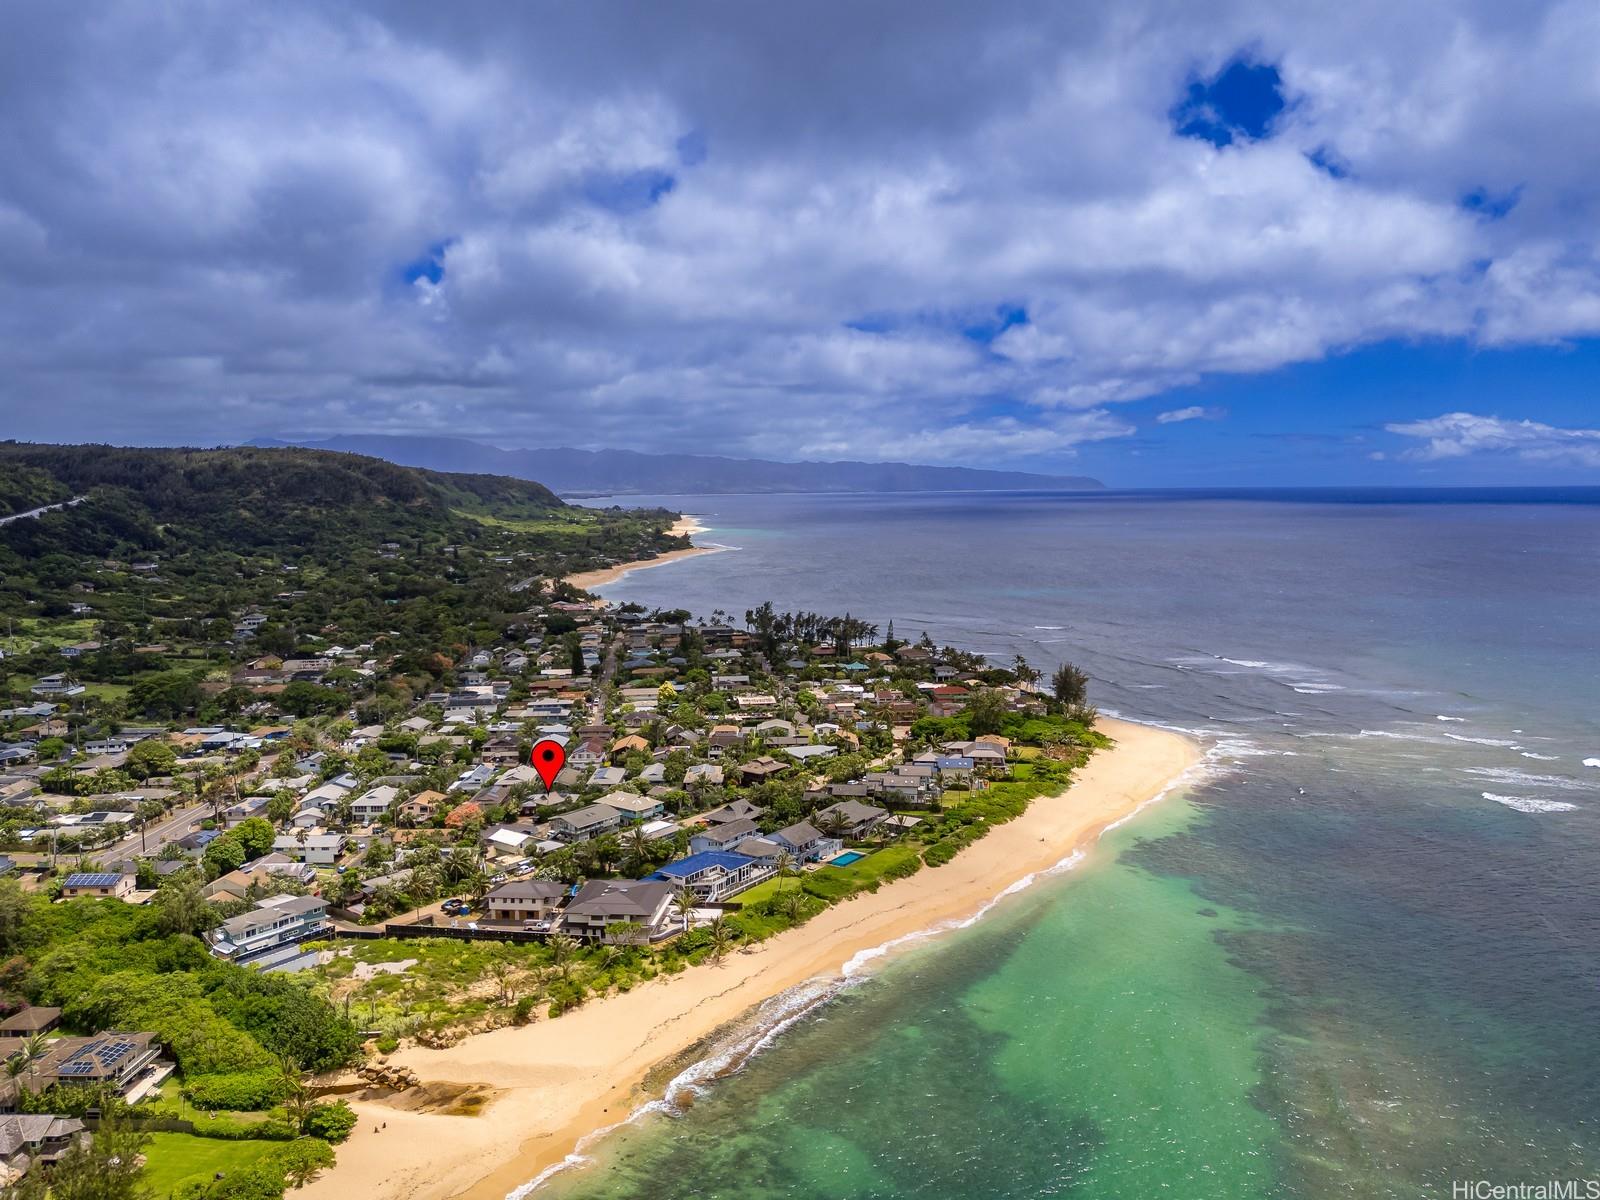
[[649, 851, 774, 902], [205, 894, 330, 964], [560, 879, 675, 942]]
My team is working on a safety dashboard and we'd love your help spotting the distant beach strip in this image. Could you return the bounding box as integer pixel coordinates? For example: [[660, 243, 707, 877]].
[[564, 516, 730, 591]]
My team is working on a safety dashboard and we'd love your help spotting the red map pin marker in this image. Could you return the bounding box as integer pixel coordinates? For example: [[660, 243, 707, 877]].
[[531, 738, 566, 791]]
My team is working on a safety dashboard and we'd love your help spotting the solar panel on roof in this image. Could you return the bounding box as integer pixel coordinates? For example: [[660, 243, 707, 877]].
[[64, 872, 121, 887]]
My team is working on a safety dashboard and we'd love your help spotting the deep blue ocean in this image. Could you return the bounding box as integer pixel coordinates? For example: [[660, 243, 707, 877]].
[[546, 488, 1600, 1200]]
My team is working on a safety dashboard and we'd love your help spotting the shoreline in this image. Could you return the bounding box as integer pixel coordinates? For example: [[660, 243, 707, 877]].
[[299, 718, 1202, 1200], [564, 516, 727, 590]]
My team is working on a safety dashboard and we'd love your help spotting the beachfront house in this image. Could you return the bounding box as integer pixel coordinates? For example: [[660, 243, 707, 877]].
[[482, 880, 568, 923], [816, 799, 890, 840], [205, 895, 330, 964], [649, 851, 774, 903], [561, 880, 676, 942], [771, 820, 842, 863]]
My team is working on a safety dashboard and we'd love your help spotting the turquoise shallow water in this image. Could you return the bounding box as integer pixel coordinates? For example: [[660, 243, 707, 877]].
[[543, 801, 1281, 1200], [545, 489, 1600, 1200]]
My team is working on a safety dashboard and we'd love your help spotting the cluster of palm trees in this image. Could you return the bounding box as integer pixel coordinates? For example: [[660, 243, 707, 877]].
[[742, 602, 880, 658]]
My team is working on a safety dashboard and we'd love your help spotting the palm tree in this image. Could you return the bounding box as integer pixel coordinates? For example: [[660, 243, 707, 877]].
[[772, 850, 797, 894], [707, 915, 737, 964], [279, 1054, 312, 1132], [672, 885, 698, 934], [5, 1032, 49, 1084], [622, 826, 653, 877], [547, 933, 579, 981], [817, 809, 849, 842]]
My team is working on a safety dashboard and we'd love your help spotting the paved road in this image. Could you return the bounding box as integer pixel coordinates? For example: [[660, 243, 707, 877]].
[[0, 496, 86, 526], [106, 801, 208, 858]]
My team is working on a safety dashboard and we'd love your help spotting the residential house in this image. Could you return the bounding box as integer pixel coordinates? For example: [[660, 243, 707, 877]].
[[205, 895, 330, 963], [816, 799, 890, 839], [594, 791, 664, 822], [482, 824, 539, 858], [689, 818, 760, 855], [587, 766, 626, 789], [739, 756, 789, 786], [706, 725, 742, 757], [34, 1032, 162, 1097], [683, 763, 724, 787], [272, 833, 345, 866], [568, 738, 607, 768], [649, 851, 773, 902], [350, 785, 401, 825], [398, 790, 445, 825], [549, 803, 623, 842], [561, 880, 675, 942], [482, 880, 567, 923], [0, 1115, 87, 1177], [770, 821, 842, 863], [0, 1008, 61, 1037], [60, 872, 135, 901], [702, 799, 762, 826]]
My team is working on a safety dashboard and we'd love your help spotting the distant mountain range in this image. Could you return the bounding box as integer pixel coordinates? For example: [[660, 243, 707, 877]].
[[246, 435, 1103, 496]]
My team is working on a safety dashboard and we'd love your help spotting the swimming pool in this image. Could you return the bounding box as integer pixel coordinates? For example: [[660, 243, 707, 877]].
[[829, 850, 867, 867]]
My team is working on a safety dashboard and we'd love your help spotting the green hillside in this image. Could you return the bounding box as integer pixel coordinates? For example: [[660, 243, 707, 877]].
[[0, 444, 679, 697]]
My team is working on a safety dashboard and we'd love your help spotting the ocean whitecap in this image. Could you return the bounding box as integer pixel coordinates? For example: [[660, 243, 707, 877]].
[[1482, 792, 1579, 814]]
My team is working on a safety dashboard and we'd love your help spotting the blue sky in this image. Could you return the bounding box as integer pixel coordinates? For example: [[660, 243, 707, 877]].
[[1, 1, 1597, 486]]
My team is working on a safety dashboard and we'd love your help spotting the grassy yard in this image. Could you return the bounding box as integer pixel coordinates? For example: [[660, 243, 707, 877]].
[[146, 1078, 275, 1127], [139, 1132, 280, 1198]]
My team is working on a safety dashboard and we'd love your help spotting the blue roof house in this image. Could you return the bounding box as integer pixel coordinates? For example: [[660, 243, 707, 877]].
[[648, 851, 775, 903]]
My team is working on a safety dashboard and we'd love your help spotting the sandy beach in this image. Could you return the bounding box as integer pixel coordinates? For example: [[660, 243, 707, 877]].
[[564, 516, 726, 590], [300, 718, 1200, 1200]]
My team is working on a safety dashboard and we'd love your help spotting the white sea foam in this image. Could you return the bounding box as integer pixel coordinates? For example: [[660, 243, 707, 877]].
[[1436, 715, 1466, 722], [1463, 767, 1594, 792], [1033, 625, 1065, 630], [1443, 733, 1524, 749], [1482, 792, 1579, 814], [1521, 752, 1560, 761], [1586, 758, 1600, 769]]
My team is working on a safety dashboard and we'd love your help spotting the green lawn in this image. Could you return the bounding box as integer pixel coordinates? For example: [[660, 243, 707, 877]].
[[139, 1133, 280, 1198], [734, 842, 928, 909], [147, 1078, 275, 1127]]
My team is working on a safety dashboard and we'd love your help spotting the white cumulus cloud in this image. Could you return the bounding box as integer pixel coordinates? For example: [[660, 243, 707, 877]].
[[1385, 412, 1600, 467]]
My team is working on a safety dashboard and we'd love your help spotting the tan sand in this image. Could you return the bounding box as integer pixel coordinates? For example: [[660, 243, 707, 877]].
[[299, 718, 1200, 1200], [564, 516, 726, 591]]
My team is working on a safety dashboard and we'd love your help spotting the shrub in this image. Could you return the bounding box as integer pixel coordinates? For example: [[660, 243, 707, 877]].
[[923, 842, 958, 867], [182, 1069, 290, 1111], [513, 996, 537, 1025], [374, 1033, 400, 1054], [300, 1100, 358, 1144]]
